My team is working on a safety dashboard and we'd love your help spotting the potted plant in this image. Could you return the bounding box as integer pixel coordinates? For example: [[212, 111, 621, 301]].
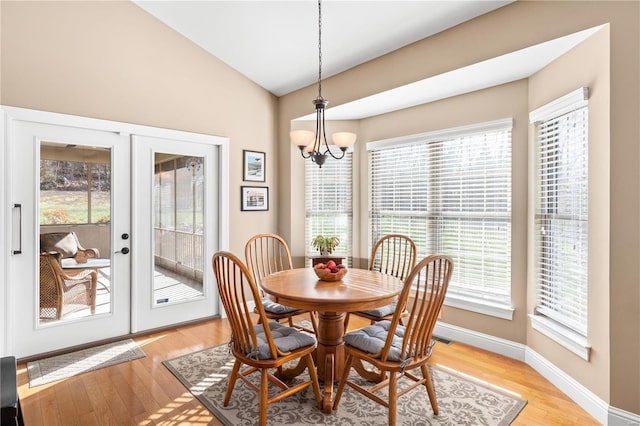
[[311, 235, 340, 255]]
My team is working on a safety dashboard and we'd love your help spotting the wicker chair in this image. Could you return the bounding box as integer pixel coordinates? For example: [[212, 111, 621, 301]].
[[245, 233, 318, 334], [39, 253, 97, 320], [333, 254, 453, 426], [40, 231, 100, 261], [212, 251, 321, 426], [344, 234, 417, 329]]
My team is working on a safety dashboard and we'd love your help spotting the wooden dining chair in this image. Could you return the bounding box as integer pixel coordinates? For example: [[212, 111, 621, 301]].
[[212, 251, 322, 426], [245, 233, 317, 334], [333, 254, 453, 426], [344, 234, 417, 329]]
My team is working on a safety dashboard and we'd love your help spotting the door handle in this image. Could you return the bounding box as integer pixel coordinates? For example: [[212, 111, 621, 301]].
[[12, 204, 22, 255], [116, 247, 130, 255]]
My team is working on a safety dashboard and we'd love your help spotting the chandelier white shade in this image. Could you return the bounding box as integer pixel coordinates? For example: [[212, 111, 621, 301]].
[[290, 130, 314, 148], [332, 132, 357, 148]]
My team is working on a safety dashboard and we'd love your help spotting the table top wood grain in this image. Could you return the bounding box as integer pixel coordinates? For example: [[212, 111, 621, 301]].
[[260, 268, 404, 313]]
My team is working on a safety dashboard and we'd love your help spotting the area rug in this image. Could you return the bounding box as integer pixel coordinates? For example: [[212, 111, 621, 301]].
[[27, 338, 145, 387], [163, 343, 527, 426]]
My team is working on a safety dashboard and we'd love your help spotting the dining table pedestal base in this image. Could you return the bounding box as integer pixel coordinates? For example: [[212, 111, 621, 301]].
[[316, 311, 346, 413]]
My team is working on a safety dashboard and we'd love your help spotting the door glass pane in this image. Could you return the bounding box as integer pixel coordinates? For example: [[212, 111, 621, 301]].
[[39, 142, 112, 324], [153, 154, 204, 305]]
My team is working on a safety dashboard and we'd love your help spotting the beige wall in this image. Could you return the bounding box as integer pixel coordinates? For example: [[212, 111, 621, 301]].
[[0, 0, 280, 257], [528, 25, 611, 402], [280, 0, 639, 414]]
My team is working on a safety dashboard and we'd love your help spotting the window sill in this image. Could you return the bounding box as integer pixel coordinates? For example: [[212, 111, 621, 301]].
[[444, 294, 514, 320], [529, 314, 591, 361]]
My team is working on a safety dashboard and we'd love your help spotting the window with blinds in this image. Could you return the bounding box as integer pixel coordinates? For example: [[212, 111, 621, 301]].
[[369, 121, 512, 308], [305, 150, 352, 266], [532, 89, 589, 337]]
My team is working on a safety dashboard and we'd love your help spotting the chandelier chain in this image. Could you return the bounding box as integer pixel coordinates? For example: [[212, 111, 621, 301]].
[[291, 0, 353, 167], [317, 0, 322, 99]]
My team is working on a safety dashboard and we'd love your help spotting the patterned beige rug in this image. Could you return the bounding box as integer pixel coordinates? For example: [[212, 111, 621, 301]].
[[27, 339, 145, 387], [164, 343, 527, 426]]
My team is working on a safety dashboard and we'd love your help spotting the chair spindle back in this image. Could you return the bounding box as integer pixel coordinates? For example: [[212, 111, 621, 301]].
[[245, 233, 293, 286], [383, 254, 453, 363], [370, 234, 417, 281]]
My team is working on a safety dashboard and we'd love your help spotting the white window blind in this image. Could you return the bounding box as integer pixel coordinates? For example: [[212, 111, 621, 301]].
[[305, 150, 352, 266], [532, 89, 589, 336], [369, 122, 512, 305]]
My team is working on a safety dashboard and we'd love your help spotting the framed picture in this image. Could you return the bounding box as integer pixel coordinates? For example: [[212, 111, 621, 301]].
[[241, 186, 269, 211], [243, 150, 265, 182]]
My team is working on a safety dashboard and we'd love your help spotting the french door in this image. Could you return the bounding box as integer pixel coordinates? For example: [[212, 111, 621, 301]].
[[6, 119, 131, 358], [131, 135, 220, 332], [3, 107, 227, 358]]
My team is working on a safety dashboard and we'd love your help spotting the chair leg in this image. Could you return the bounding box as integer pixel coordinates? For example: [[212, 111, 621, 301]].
[[309, 311, 319, 335], [305, 353, 322, 408], [389, 371, 398, 426], [259, 368, 269, 426], [224, 360, 242, 406], [343, 312, 351, 330], [421, 364, 439, 415], [332, 353, 353, 411]]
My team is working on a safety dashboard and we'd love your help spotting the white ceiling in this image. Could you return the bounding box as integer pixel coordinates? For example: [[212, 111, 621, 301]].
[[134, 1, 602, 120]]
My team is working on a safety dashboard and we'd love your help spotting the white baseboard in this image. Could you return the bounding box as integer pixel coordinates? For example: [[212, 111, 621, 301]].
[[434, 321, 640, 425], [434, 321, 526, 361], [608, 406, 640, 425], [525, 347, 609, 424]]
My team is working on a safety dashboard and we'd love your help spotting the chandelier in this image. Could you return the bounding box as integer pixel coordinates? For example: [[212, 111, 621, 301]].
[[290, 0, 357, 168]]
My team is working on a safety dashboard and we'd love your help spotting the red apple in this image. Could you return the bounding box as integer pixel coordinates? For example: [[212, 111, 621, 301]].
[[316, 263, 326, 269], [326, 260, 337, 269], [330, 267, 339, 273], [337, 264, 346, 269]]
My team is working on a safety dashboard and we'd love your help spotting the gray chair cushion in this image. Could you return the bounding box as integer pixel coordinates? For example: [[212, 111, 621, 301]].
[[251, 322, 316, 359], [261, 297, 299, 315], [357, 302, 397, 318], [343, 320, 406, 362]]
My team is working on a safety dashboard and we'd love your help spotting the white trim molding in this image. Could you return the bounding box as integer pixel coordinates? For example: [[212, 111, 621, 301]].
[[434, 321, 526, 362], [529, 87, 589, 123], [444, 294, 515, 320], [367, 118, 513, 151], [435, 320, 640, 425], [608, 406, 640, 425], [0, 109, 7, 356], [529, 313, 591, 361]]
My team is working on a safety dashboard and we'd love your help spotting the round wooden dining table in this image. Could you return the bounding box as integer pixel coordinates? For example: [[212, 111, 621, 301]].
[[260, 267, 404, 413]]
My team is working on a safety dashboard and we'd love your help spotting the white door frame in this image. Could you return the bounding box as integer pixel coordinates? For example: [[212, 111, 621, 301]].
[[0, 106, 229, 357]]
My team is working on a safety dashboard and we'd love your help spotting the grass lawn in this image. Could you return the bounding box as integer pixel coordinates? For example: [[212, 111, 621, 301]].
[[40, 190, 110, 224]]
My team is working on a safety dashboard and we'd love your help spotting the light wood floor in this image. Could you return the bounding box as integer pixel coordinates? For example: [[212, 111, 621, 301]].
[[16, 315, 600, 425]]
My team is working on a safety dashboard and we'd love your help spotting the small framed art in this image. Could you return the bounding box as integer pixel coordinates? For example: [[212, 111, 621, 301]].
[[241, 186, 269, 211], [243, 150, 265, 182]]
